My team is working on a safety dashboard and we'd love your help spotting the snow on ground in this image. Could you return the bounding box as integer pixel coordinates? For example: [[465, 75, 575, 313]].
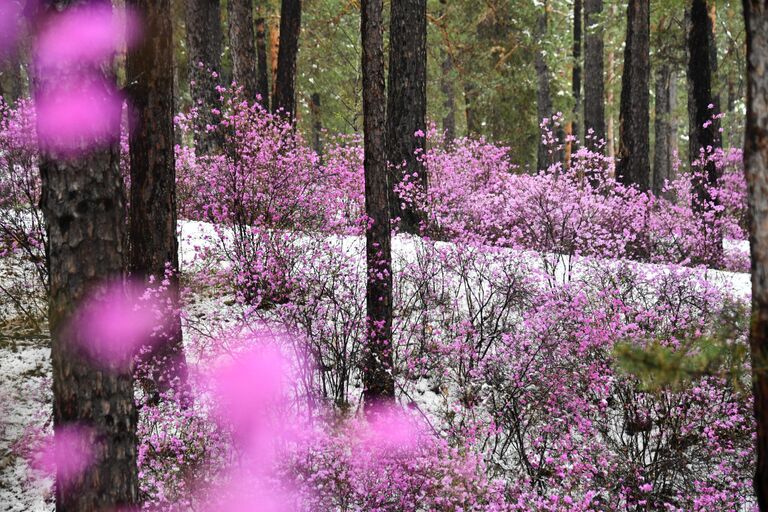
[[0, 220, 755, 509]]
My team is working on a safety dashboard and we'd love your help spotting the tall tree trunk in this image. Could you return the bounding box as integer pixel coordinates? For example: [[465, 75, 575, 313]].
[[35, 1, 138, 507], [440, 48, 456, 144], [228, 0, 258, 100], [572, 0, 582, 146], [386, 0, 427, 234], [616, 0, 650, 190], [653, 64, 675, 197], [583, 0, 605, 151], [743, 1, 768, 507], [310, 91, 322, 156], [688, 0, 722, 263], [464, 81, 479, 137], [273, 0, 301, 118], [127, 0, 188, 397], [186, 0, 223, 154], [361, 0, 395, 411], [535, 3, 554, 171], [256, 17, 270, 109]]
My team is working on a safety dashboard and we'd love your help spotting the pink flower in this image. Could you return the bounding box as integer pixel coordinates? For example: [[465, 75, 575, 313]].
[[35, 4, 139, 69], [36, 80, 123, 153], [31, 424, 94, 486], [72, 280, 170, 367]]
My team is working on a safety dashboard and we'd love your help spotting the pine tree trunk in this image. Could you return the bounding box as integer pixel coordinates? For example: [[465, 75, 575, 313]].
[[0, 54, 23, 105], [464, 81, 479, 137], [653, 64, 675, 197], [186, 0, 223, 154], [743, 1, 768, 507], [616, 0, 650, 190], [583, 0, 605, 151], [256, 17, 270, 109], [688, 0, 722, 263], [535, 3, 554, 171], [127, 0, 188, 397], [361, 0, 395, 410], [228, 0, 258, 101], [35, 1, 138, 507], [273, 0, 301, 118], [386, 0, 427, 234], [572, 0, 582, 146], [440, 48, 456, 144], [310, 92, 322, 157]]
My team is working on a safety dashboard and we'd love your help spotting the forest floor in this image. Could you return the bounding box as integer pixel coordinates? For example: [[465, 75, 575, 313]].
[[0, 221, 752, 511]]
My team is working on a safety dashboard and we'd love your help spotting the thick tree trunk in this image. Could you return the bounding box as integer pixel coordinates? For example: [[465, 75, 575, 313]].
[[186, 0, 223, 154], [310, 92, 322, 156], [583, 0, 605, 151], [256, 17, 270, 109], [616, 0, 650, 190], [35, 1, 138, 508], [535, 3, 554, 171], [572, 0, 582, 146], [386, 0, 427, 234], [688, 0, 723, 263], [440, 48, 456, 144], [273, 0, 301, 118], [361, 0, 395, 410], [743, 1, 768, 507], [228, 0, 258, 101], [653, 64, 675, 197], [127, 0, 188, 397]]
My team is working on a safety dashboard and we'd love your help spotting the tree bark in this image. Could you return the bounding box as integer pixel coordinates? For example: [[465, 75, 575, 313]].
[[310, 91, 322, 157], [572, 0, 582, 146], [440, 47, 456, 144], [616, 0, 650, 190], [743, 1, 768, 507], [186, 0, 223, 154], [361, 0, 395, 410], [228, 0, 258, 101], [256, 17, 270, 109], [386, 0, 427, 234], [535, 3, 554, 171], [35, 1, 138, 507], [127, 0, 188, 397], [0, 54, 23, 105], [273, 0, 301, 118], [688, 0, 723, 263], [653, 64, 676, 197], [583, 0, 605, 151]]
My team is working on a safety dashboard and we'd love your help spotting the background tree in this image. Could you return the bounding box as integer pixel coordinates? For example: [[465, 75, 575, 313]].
[[273, 0, 302, 117], [653, 63, 676, 197], [127, 0, 188, 396], [256, 16, 270, 108], [36, 1, 139, 507], [361, 0, 395, 409], [688, 0, 721, 192], [386, 0, 427, 234], [535, 1, 555, 171], [743, 0, 768, 506], [616, 0, 650, 190], [228, 0, 258, 100], [583, 0, 605, 151], [185, 0, 223, 154], [571, 0, 582, 148]]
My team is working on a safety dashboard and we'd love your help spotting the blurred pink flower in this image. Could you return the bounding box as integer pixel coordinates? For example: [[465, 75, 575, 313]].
[[209, 343, 287, 453], [36, 81, 123, 153], [0, 0, 23, 56], [31, 424, 94, 486], [74, 280, 169, 367], [35, 4, 139, 69]]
